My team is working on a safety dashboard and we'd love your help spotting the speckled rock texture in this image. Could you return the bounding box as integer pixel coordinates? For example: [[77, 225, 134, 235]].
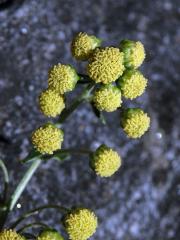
[[0, 0, 180, 239]]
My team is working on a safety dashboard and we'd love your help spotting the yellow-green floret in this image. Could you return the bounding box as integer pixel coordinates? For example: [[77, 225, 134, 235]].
[[119, 40, 145, 69], [121, 108, 150, 138], [71, 32, 101, 61], [48, 64, 79, 94], [0, 229, 25, 240], [39, 89, 65, 117], [90, 145, 121, 177], [37, 230, 64, 240], [118, 70, 147, 99], [87, 47, 125, 84], [32, 124, 64, 154], [64, 208, 98, 240], [93, 84, 122, 112]]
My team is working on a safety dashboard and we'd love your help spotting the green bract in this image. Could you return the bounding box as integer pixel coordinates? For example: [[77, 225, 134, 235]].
[[119, 39, 145, 69], [71, 32, 101, 60], [37, 230, 64, 240]]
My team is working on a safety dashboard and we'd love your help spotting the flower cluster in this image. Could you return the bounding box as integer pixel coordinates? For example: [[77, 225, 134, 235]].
[[64, 208, 98, 240], [26, 32, 151, 240], [71, 32, 150, 138], [90, 145, 121, 177], [32, 32, 150, 156], [32, 123, 64, 154], [121, 108, 150, 138], [71, 32, 101, 60], [87, 47, 125, 84], [118, 70, 147, 100], [93, 84, 122, 112]]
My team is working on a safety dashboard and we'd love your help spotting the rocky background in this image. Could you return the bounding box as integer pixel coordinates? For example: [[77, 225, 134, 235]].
[[0, 0, 180, 239]]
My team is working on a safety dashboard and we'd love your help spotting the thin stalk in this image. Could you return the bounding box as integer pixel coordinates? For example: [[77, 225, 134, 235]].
[[0, 159, 9, 184], [0, 159, 9, 203], [59, 148, 93, 155], [9, 159, 41, 211], [59, 97, 84, 123], [17, 222, 50, 233], [59, 83, 95, 123], [10, 204, 69, 229], [0, 160, 9, 230]]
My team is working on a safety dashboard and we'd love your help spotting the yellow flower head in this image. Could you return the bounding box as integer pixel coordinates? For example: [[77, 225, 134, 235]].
[[87, 47, 125, 84], [48, 64, 79, 94], [39, 89, 65, 117], [32, 124, 64, 154], [90, 145, 121, 177], [0, 230, 25, 240], [118, 70, 147, 99], [119, 40, 145, 69], [93, 84, 122, 112], [37, 230, 64, 240], [121, 108, 150, 138], [71, 32, 101, 61], [64, 208, 98, 240]]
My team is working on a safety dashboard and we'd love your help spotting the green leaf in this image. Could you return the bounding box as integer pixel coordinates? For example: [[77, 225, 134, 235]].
[[41, 151, 71, 162], [21, 149, 42, 163], [52, 152, 71, 162]]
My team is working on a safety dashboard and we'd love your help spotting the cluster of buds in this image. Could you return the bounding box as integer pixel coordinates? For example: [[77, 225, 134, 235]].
[[28, 32, 151, 239]]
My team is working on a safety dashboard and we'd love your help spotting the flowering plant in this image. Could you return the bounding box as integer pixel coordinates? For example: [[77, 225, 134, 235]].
[[0, 32, 150, 239]]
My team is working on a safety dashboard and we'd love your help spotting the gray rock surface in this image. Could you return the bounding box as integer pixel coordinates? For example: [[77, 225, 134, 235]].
[[0, 0, 180, 239]]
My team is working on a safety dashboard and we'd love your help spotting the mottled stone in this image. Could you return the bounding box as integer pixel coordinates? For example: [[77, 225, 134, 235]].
[[0, 0, 180, 239]]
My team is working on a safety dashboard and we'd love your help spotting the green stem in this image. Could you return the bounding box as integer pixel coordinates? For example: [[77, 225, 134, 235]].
[[17, 222, 50, 233], [9, 159, 41, 211], [0, 159, 9, 184], [59, 83, 95, 123], [10, 204, 69, 229], [58, 148, 93, 155], [0, 160, 9, 230], [59, 98, 83, 123], [0, 159, 9, 203]]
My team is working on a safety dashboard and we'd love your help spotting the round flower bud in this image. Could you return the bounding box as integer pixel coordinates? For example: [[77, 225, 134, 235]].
[[118, 70, 147, 99], [90, 145, 121, 177], [0, 230, 25, 240], [32, 124, 64, 154], [121, 108, 150, 138], [48, 64, 79, 94], [87, 47, 125, 84], [37, 230, 64, 240], [119, 40, 145, 69], [39, 89, 65, 117], [71, 32, 102, 61], [64, 208, 98, 240], [93, 84, 122, 112]]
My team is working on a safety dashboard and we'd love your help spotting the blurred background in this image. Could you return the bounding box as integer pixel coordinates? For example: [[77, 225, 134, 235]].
[[0, 0, 180, 239]]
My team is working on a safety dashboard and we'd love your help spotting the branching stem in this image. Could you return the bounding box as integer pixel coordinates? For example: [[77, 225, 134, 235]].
[[10, 204, 69, 229]]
